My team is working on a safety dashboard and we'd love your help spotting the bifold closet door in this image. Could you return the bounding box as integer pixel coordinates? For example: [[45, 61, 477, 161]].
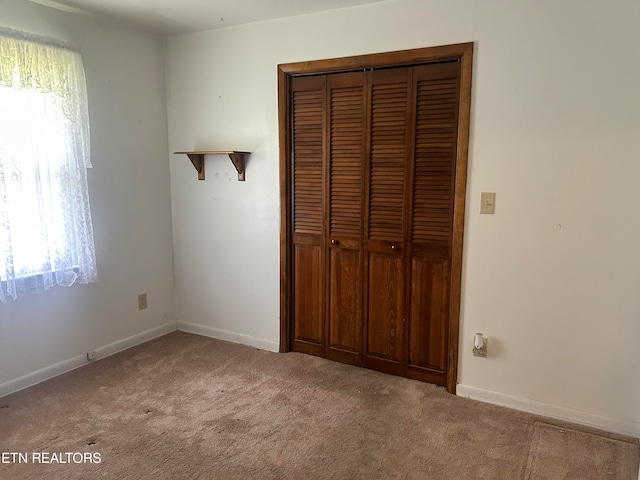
[[289, 61, 462, 386], [326, 72, 365, 365], [362, 62, 460, 383], [291, 75, 325, 356], [405, 61, 460, 385], [363, 67, 410, 376], [282, 44, 472, 391], [290, 71, 366, 363]]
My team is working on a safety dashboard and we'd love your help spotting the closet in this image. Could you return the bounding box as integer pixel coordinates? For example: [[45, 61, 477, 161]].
[[279, 44, 473, 391]]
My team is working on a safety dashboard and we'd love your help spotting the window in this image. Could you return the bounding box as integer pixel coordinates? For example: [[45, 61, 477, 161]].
[[0, 28, 97, 303]]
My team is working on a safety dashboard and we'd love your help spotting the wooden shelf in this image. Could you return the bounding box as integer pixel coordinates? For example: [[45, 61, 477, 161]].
[[174, 151, 250, 181]]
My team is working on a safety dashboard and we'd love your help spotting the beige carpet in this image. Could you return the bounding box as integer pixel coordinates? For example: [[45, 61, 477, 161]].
[[524, 422, 638, 479], [0, 332, 638, 479]]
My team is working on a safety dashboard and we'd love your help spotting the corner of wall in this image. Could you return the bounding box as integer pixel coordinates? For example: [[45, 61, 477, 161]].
[[177, 321, 279, 353]]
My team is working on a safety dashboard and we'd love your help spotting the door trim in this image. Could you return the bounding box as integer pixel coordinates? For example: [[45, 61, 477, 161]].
[[278, 43, 473, 394]]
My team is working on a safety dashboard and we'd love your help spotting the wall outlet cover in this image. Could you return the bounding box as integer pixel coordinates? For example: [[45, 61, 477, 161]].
[[138, 293, 147, 310], [473, 338, 488, 357]]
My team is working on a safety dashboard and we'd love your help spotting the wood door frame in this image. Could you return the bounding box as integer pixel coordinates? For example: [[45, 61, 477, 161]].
[[278, 42, 473, 394]]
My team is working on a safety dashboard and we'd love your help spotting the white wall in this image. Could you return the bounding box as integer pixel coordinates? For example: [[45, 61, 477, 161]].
[[0, 0, 176, 394], [459, 0, 640, 437], [166, 0, 640, 437]]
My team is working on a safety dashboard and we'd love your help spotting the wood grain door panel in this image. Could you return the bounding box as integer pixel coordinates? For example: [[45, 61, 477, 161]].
[[327, 245, 362, 364], [293, 243, 324, 355], [364, 250, 403, 375], [406, 256, 449, 385]]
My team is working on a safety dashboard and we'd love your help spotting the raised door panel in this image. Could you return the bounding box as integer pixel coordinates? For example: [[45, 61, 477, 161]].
[[326, 72, 365, 365], [293, 244, 324, 354], [364, 250, 403, 375], [291, 75, 325, 356], [406, 256, 449, 385], [328, 245, 362, 364]]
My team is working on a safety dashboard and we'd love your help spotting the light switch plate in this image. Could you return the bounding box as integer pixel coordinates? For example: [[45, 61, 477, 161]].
[[480, 192, 496, 214]]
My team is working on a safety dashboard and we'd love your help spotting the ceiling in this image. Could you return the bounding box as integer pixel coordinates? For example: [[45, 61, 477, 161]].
[[31, 0, 388, 36]]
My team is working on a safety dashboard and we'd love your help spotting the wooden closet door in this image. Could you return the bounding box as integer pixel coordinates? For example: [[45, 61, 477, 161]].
[[363, 68, 411, 376], [405, 61, 460, 385], [291, 75, 326, 356], [326, 72, 366, 365], [280, 44, 473, 391], [288, 61, 461, 383]]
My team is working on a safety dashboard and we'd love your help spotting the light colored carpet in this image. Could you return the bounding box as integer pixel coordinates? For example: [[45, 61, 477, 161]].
[[0, 332, 638, 479], [524, 422, 638, 479]]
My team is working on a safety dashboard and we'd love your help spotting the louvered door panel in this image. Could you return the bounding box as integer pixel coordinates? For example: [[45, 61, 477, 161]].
[[293, 84, 324, 236], [327, 72, 365, 365], [368, 68, 409, 241], [291, 76, 325, 356], [330, 75, 364, 238], [411, 62, 459, 248]]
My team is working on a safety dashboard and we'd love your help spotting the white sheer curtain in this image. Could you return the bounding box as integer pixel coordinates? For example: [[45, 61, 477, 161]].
[[0, 29, 96, 302]]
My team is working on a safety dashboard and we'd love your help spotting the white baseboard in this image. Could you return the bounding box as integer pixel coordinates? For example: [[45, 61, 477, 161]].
[[178, 322, 279, 353], [0, 322, 177, 398], [457, 384, 640, 439]]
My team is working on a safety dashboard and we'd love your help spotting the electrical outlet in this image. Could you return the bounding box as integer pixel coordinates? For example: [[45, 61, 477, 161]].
[[473, 338, 488, 357], [138, 293, 147, 310], [86, 350, 96, 361]]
